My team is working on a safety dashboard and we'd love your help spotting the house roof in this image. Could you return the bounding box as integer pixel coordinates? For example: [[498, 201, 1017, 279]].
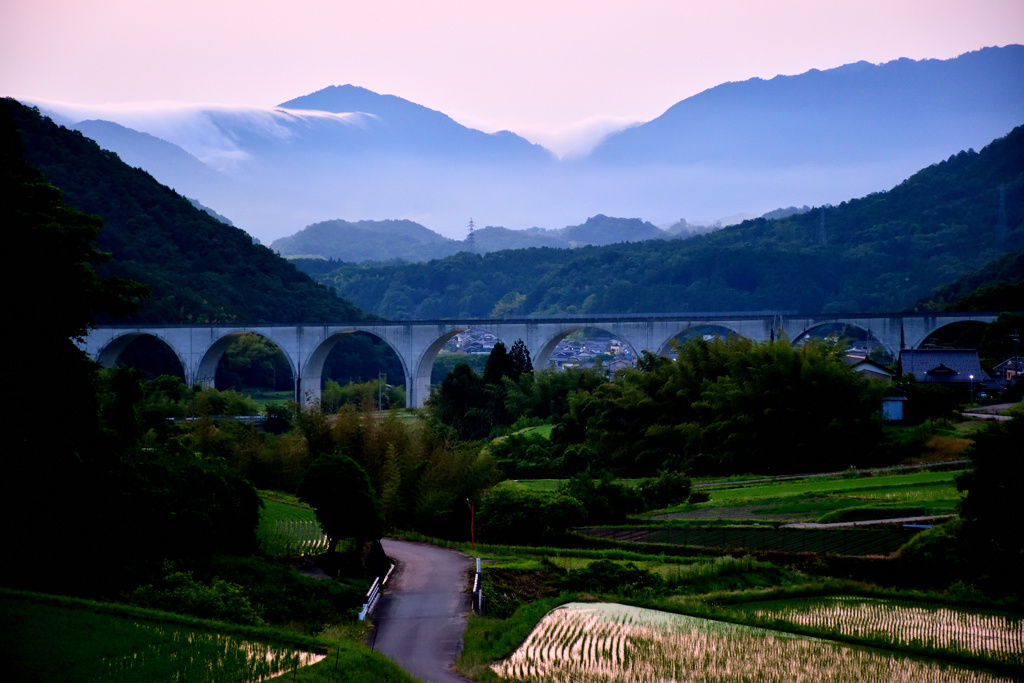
[[843, 356, 894, 378], [899, 349, 991, 383], [994, 356, 1024, 372]]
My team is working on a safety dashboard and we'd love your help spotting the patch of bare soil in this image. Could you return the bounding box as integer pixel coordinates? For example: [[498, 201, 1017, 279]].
[[487, 568, 558, 602]]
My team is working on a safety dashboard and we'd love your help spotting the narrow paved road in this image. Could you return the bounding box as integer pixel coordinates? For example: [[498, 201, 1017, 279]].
[[371, 539, 474, 683]]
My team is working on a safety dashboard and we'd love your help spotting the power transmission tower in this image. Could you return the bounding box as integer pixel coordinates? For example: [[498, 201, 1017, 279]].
[[466, 218, 476, 252]]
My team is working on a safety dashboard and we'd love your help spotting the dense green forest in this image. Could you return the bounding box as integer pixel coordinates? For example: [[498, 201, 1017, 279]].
[[1, 99, 368, 324], [918, 248, 1024, 311], [297, 126, 1024, 318]]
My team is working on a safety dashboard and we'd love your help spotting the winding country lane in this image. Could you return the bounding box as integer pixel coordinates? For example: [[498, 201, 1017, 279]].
[[370, 539, 475, 683]]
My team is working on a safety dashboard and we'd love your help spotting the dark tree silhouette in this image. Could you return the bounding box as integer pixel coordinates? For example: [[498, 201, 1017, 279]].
[[298, 453, 385, 553]]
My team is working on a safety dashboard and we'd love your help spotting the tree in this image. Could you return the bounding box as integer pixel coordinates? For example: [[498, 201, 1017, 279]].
[[564, 336, 882, 476], [428, 363, 490, 440], [2, 105, 149, 590], [482, 342, 511, 385], [508, 339, 534, 381], [298, 453, 385, 553], [955, 417, 1024, 593], [478, 481, 585, 545]]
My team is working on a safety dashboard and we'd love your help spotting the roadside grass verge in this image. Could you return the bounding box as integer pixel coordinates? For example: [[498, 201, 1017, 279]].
[[391, 530, 710, 567], [456, 593, 579, 682]]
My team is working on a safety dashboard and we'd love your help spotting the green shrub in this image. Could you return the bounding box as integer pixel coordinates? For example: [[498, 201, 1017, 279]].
[[555, 560, 664, 594], [205, 555, 364, 632], [127, 566, 263, 625], [688, 490, 711, 504], [558, 471, 644, 524], [637, 471, 692, 509], [479, 481, 586, 546]]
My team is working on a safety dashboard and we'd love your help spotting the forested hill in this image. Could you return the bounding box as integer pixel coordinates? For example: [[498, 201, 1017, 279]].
[[271, 214, 666, 262], [918, 249, 1024, 312], [298, 126, 1024, 318], [1, 99, 368, 324]]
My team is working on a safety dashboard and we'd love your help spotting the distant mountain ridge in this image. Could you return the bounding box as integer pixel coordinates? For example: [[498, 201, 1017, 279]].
[[297, 124, 1024, 319], [272, 214, 666, 262], [590, 46, 1024, 166], [34, 45, 1024, 244], [278, 85, 552, 161]]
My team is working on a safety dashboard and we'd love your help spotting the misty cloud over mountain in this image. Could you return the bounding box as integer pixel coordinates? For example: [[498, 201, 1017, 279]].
[[29, 46, 1024, 243]]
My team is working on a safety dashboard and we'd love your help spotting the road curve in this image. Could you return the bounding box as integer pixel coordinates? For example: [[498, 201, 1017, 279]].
[[371, 539, 475, 683]]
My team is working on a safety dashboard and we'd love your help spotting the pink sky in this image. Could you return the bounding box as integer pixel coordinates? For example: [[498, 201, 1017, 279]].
[[2, 0, 1022, 154]]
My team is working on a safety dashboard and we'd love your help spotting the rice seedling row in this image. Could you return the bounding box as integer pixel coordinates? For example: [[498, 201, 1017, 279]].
[[584, 525, 923, 556], [263, 519, 329, 556], [493, 602, 1016, 683], [746, 597, 1024, 666]]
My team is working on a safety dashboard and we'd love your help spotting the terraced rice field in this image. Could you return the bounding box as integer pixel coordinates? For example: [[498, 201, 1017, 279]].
[[584, 524, 921, 556], [493, 602, 1015, 682], [744, 597, 1024, 666], [1, 595, 325, 682], [258, 494, 329, 555], [100, 622, 326, 681], [264, 519, 329, 555]]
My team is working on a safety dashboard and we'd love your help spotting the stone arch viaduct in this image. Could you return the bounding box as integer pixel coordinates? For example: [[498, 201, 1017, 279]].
[[81, 312, 999, 409]]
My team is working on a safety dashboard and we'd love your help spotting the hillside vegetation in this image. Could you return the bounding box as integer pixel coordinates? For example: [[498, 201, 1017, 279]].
[[2, 98, 368, 324], [298, 125, 1024, 318]]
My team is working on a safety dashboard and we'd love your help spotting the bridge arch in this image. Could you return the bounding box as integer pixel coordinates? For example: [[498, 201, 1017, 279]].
[[300, 330, 408, 408], [96, 331, 187, 381], [533, 325, 639, 371], [914, 319, 992, 351], [793, 322, 895, 362], [656, 324, 746, 357], [196, 331, 298, 395], [409, 326, 521, 408]]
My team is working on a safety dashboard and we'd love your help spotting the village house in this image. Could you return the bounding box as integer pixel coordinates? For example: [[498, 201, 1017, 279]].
[[898, 349, 993, 391]]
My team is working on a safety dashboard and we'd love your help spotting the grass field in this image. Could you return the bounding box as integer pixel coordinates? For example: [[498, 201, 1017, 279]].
[[650, 468, 964, 524], [583, 524, 924, 556], [493, 602, 1017, 682], [514, 469, 963, 524], [241, 389, 295, 412]]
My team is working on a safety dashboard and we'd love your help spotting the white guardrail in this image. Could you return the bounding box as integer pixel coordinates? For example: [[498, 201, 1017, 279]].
[[359, 562, 395, 621], [472, 557, 484, 615]]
